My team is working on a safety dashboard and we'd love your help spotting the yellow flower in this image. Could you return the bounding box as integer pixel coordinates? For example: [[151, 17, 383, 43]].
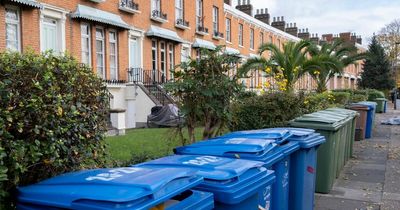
[[265, 67, 272, 74], [313, 70, 320, 75]]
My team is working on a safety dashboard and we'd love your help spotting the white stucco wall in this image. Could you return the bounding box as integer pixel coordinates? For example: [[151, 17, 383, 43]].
[[135, 86, 157, 127]]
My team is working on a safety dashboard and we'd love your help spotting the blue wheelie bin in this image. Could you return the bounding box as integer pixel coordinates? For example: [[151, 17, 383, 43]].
[[355, 101, 377, 138], [219, 128, 292, 144], [174, 136, 299, 210], [136, 155, 275, 210], [18, 167, 214, 210], [272, 128, 326, 210]]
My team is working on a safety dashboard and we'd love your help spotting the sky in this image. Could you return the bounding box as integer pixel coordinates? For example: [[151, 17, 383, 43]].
[[233, 0, 400, 46]]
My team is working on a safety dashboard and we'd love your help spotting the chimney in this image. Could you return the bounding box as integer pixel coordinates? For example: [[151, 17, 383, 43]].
[[236, 0, 253, 16], [322, 34, 334, 42], [224, 0, 232, 5], [350, 33, 357, 44], [356, 36, 362, 45], [339, 32, 352, 42], [271, 16, 286, 31], [285, 22, 298, 37], [310, 33, 320, 44], [254, 8, 270, 25], [298, 28, 310, 40]]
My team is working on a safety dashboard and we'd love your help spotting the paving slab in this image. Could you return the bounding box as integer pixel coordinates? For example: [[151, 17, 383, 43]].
[[315, 103, 400, 210]]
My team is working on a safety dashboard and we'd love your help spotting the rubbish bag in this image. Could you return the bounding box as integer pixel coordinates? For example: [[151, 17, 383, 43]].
[[147, 104, 184, 127], [381, 117, 400, 125]]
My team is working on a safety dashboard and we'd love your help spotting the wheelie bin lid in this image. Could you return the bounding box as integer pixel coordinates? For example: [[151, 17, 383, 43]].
[[18, 167, 203, 210], [289, 112, 346, 131], [356, 101, 377, 109], [374, 98, 387, 101], [174, 137, 294, 166], [136, 155, 275, 205], [325, 108, 358, 118], [347, 104, 372, 111], [258, 127, 316, 140], [218, 128, 293, 144]]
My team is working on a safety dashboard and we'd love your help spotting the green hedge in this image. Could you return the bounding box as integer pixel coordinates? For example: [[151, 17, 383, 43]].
[[0, 52, 110, 207], [367, 89, 385, 101], [331, 92, 351, 105], [229, 92, 307, 131], [350, 94, 368, 103]]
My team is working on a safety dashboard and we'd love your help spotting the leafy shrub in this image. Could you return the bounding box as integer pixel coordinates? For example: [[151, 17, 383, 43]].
[[331, 92, 351, 105], [350, 94, 367, 103], [367, 89, 385, 101], [229, 92, 306, 131], [353, 89, 368, 97], [304, 92, 334, 113], [0, 51, 110, 206]]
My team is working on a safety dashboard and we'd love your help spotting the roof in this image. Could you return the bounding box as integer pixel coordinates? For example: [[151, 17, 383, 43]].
[[8, 0, 42, 8], [146, 25, 183, 43], [224, 4, 301, 42], [71, 4, 131, 29], [192, 38, 216, 50]]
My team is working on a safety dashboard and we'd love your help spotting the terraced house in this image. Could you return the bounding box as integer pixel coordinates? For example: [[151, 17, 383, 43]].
[[0, 0, 365, 133]]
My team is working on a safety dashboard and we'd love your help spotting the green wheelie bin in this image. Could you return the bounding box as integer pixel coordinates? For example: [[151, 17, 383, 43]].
[[312, 110, 350, 177], [325, 108, 358, 162], [289, 112, 347, 194], [373, 98, 387, 113]]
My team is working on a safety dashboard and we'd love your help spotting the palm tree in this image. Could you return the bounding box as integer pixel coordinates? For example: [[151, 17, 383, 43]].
[[308, 39, 366, 93], [240, 40, 332, 93]]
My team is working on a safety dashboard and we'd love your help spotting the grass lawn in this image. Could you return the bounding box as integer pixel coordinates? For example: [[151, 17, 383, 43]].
[[106, 127, 204, 164]]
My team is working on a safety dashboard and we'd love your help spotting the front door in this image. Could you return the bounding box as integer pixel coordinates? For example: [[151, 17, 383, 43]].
[[129, 37, 141, 82]]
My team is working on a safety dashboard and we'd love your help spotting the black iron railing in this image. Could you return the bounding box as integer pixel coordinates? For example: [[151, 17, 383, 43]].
[[127, 68, 167, 85], [176, 18, 189, 27], [197, 25, 209, 34], [152, 10, 167, 20], [214, 31, 224, 38], [120, 0, 139, 11]]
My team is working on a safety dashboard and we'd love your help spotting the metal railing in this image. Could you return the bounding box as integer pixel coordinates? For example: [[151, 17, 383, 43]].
[[127, 68, 167, 85], [214, 31, 224, 38], [152, 10, 167, 20], [176, 18, 189, 27], [120, 0, 139, 11], [197, 25, 209, 34]]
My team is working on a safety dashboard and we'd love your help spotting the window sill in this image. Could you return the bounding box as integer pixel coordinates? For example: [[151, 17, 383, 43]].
[[212, 36, 224, 40], [175, 24, 190, 30], [119, 6, 141, 14], [196, 31, 209, 36], [151, 16, 168, 23], [239, 45, 244, 48], [225, 40, 232, 44]]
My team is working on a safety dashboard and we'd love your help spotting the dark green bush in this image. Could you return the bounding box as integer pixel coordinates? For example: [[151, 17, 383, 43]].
[[353, 89, 368, 97], [229, 92, 306, 131], [331, 92, 351, 105], [350, 94, 367, 103], [0, 51, 110, 207], [367, 89, 385, 101]]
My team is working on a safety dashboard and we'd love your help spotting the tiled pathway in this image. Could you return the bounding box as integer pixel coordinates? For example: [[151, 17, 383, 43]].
[[315, 103, 400, 210]]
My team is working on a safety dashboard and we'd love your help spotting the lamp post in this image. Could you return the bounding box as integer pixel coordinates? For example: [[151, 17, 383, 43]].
[[394, 42, 400, 109]]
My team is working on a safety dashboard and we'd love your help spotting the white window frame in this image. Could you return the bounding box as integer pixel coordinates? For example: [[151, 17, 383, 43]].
[[238, 24, 243, 46], [196, 0, 203, 28], [260, 32, 264, 45], [151, 39, 158, 71], [250, 28, 254, 49], [168, 43, 174, 80], [109, 30, 118, 80], [175, 0, 183, 21], [181, 43, 191, 63], [212, 6, 219, 35], [5, 5, 21, 52], [152, 0, 161, 11], [39, 5, 67, 53], [160, 41, 166, 80], [80, 23, 91, 66], [95, 27, 105, 79], [225, 18, 231, 42]]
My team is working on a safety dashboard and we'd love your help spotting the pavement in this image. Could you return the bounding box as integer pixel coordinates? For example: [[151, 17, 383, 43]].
[[315, 103, 400, 210]]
